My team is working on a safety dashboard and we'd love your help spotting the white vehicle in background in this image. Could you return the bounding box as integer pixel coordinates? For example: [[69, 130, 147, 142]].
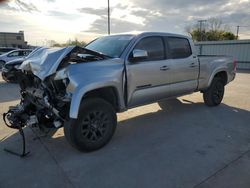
[[1, 47, 47, 82], [0, 49, 32, 69], [0, 47, 17, 55]]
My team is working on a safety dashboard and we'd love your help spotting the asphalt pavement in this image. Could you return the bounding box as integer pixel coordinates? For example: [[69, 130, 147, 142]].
[[0, 71, 250, 188]]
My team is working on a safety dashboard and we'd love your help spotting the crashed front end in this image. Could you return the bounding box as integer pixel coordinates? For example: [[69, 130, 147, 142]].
[[4, 68, 70, 131], [3, 46, 107, 133]]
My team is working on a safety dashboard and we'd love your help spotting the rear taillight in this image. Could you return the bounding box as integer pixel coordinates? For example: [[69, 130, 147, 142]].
[[233, 59, 237, 71]]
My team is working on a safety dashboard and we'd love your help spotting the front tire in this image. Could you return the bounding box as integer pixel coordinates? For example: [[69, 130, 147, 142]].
[[64, 98, 117, 152], [203, 77, 225, 106]]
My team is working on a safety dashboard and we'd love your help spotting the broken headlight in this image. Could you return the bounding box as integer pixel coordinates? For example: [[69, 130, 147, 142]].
[[54, 68, 68, 80]]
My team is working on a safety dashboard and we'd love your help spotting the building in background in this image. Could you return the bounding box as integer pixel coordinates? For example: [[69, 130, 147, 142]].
[[0, 31, 28, 48], [195, 40, 250, 70]]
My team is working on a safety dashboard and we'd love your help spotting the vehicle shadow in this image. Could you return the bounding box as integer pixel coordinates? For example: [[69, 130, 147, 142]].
[[1, 99, 250, 187], [1, 98, 250, 156]]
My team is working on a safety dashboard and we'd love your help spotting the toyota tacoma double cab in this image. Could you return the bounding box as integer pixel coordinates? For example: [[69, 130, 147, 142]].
[[4, 32, 236, 152]]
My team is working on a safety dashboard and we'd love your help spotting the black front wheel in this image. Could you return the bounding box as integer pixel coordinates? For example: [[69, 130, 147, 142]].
[[64, 98, 117, 152], [203, 77, 225, 106]]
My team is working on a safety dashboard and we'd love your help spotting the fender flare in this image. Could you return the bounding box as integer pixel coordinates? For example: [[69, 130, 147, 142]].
[[69, 81, 122, 119], [207, 68, 228, 88]]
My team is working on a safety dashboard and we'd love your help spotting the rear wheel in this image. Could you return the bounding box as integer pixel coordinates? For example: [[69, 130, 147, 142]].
[[64, 98, 117, 151], [203, 77, 225, 106]]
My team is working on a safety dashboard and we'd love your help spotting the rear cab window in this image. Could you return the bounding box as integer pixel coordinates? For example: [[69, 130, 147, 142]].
[[165, 37, 192, 59]]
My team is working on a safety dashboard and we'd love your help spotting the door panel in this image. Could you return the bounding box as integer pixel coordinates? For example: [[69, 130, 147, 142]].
[[170, 56, 199, 95], [166, 37, 199, 96], [127, 59, 172, 107], [126, 36, 172, 107]]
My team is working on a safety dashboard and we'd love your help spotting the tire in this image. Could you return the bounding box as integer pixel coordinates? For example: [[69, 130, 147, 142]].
[[203, 77, 225, 106], [64, 98, 117, 152]]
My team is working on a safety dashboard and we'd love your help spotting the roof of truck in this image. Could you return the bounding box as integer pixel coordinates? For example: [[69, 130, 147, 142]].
[[110, 31, 191, 39]]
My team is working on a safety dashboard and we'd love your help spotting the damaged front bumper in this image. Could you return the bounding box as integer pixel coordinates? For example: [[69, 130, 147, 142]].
[[3, 45, 109, 156], [2, 73, 70, 157]]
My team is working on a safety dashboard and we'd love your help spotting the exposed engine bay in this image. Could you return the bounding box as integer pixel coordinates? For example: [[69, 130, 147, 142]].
[[3, 46, 108, 156], [5, 72, 69, 130]]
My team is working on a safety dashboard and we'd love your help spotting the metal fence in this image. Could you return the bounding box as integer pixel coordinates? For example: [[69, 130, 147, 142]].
[[195, 40, 250, 69]]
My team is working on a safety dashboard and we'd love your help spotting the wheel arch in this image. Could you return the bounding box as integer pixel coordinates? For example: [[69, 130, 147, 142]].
[[214, 71, 228, 85], [69, 83, 123, 119], [84, 87, 120, 111], [208, 69, 228, 88]]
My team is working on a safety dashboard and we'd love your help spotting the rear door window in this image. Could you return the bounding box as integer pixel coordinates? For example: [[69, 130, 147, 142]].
[[166, 37, 192, 59]]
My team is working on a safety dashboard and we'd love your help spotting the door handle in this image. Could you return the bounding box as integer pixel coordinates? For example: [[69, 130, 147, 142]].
[[189, 63, 197, 68], [160, 65, 169, 71]]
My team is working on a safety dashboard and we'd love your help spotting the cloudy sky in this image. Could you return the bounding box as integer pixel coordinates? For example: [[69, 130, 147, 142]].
[[0, 0, 250, 45]]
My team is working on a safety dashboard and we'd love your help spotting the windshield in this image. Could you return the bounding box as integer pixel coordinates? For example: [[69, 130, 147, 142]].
[[85, 35, 134, 58]]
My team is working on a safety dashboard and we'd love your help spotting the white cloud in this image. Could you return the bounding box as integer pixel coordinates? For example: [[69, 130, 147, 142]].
[[0, 0, 249, 45]]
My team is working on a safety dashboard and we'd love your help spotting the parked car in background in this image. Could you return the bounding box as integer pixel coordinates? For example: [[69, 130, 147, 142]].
[[0, 47, 17, 55], [1, 58, 23, 82], [2, 47, 46, 82], [0, 49, 32, 69]]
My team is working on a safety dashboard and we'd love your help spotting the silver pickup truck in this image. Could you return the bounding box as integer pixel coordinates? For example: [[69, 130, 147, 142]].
[[4, 32, 236, 152]]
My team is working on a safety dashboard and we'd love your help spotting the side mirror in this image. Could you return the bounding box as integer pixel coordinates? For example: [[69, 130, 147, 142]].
[[130, 49, 148, 62], [133, 49, 148, 58]]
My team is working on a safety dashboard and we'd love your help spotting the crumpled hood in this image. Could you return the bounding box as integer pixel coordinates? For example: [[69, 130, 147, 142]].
[[19, 46, 76, 80]]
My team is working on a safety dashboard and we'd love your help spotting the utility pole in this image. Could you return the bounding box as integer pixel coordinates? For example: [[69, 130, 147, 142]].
[[236, 25, 239, 39], [108, 0, 110, 35], [198, 20, 207, 41], [4, 33, 7, 47], [236, 25, 250, 40]]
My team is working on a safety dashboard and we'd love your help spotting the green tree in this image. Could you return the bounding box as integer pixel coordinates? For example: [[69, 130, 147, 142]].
[[222, 32, 237, 40], [51, 38, 87, 47], [186, 18, 237, 41], [65, 39, 87, 46]]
